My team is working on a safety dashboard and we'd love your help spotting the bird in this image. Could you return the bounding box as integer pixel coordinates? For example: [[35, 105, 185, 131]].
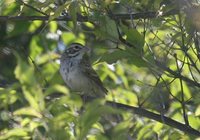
[[59, 43, 108, 98]]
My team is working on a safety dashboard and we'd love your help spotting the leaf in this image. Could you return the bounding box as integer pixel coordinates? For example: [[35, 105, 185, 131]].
[[49, 1, 70, 21], [22, 86, 41, 111], [0, 128, 29, 139], [14, 52, 36, 85], [111, 120, 133, 140], [99, 49, 131, 64], [195, 105, 200, 116], [28, 21, 43, 33], [8, 21, 31, 37], [14, 107, 42, 118], [14, 52, 45, 111], [49, 21, 58, 33], [44, 84, 69, 96], [0, 87, 18, 108], [78, 99, 119, 139], [2, 2, 20, 16], [153, 122, 163, 133], [121, 24, 144, 49], [95, 16, 118, 40], [68, 1, 79, 29], [29, 36, 43, 60], [125, 47, 147, 67], [138, 123, 154, 140], [99, 48, 147, 67], [35, 52, 60, 65], [48, 112, 74, 140]]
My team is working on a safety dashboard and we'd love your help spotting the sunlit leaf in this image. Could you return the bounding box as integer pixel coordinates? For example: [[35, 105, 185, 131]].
[[29, 36, 43, 60], [35, 52, 60, 65], [14, 52, 36, 85], [44, 84, 69, 96], [111, 120, 133, 140], [0, 128, 29, 139], [137, 123, 154, 140], [195, 105, 200, 116], [14, 107, 42, 118], [0, 87, 18, 108], [14, 52, 45, 111], [28, 21, 43, 33]]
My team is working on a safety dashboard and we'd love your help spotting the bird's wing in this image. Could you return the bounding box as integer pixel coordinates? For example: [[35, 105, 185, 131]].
[[81, 55, 108, 94]]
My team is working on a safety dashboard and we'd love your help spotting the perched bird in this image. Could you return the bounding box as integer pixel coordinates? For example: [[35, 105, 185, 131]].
[[60, 43, 107, 98]]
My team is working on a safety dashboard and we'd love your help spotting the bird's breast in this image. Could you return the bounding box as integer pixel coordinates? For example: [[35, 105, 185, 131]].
[[60, 61, 89, 92]]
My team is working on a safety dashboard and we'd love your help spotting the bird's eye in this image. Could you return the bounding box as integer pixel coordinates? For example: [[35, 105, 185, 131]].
[[74, 46, 79, 49]]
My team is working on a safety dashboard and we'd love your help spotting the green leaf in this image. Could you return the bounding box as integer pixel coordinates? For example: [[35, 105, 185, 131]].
[[28, 21, 43, 33], [195, 105, 200, 116], [0, 128, 29, 139], [111, 120, 133, 140], [153, 122, 163, 133], [14, 52, 45, 111], [2, 2, 20, 16], [100, 48, 147, 67], [35, 52, 59, 65], [49, 21, 58, 33], [68, 1, 79, 29], [48, 112, 74, 140], [78, 99, 104, 139], [78, 99, 119, 139], [125, 47, 147, 67], [121, 24, 144, 49], [44, 84, 69, 96], [29, 36, 43, 60], [49, 1, 70, 21], [99, 49, 131, 64], [95, 16, 118, 40], [14, 52, 36, 85], [14, 107, 42, 118], [0, 87, 18, 109], [21, 86, 41, 111], [8, 21, 31, 37], [138, 123, 154, 140]]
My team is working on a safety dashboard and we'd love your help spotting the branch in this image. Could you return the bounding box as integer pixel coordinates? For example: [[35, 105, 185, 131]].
[[107, 101, 200, 137], [155, 60, 200, 87], [0, 9, 179, 22], [0, 15, 88, 22], [110, 9, 178, 20], [45, 93, 200, 136]]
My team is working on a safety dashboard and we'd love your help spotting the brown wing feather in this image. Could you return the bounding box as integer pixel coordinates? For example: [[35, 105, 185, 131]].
[[81, 55, 108, 94]]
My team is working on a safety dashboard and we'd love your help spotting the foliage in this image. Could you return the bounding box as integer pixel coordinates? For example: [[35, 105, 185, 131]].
[[0, 0, 200, 139]]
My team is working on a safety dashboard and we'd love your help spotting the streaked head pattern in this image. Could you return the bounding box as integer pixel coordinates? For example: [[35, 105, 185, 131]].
[[64, 43, 90, 58]]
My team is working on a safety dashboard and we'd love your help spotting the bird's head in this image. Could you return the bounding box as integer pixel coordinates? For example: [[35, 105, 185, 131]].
[[64, 43, 90, 59]]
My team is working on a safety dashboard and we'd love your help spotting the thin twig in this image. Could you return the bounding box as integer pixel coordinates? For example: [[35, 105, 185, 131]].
[[175, 54, 189, 126], [187, 58, 199, 83], [16, 0, 48, 16], [155, 60, 200, 87]]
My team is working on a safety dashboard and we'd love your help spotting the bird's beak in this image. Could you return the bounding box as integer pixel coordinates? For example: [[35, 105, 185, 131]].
[[82, 46, 90, 53]]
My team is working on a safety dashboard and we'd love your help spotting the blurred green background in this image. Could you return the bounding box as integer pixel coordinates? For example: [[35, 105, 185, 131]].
[[0, 0, 200, 139]]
